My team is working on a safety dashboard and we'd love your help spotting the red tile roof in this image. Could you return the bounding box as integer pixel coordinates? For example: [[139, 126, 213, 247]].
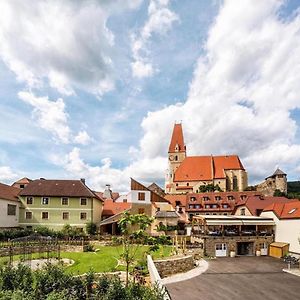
[[263, 200, 300, 219], [95, 191, 120, 201], [168, 123, 185, 153], [102, 200, 131, 217], [19, 179, 102, 200], [235, 196, 295, 216], [165, 194, 188, 207], [0, 183, 20, 202], [12, 177, 32, 185], [174, 155, 244, 182]]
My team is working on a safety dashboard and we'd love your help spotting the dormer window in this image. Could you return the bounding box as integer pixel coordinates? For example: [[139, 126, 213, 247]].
[[215, 196, 221, 201], [203, 196, 209, 201], [190, 197, 196, 202]]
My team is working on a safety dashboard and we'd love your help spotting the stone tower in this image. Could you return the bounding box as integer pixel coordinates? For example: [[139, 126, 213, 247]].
[[165, 123, 186, 191]]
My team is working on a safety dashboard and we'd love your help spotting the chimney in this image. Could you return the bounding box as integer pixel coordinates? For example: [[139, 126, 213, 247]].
[[103, 184, 113, 200], [80, 178, 86, 185]]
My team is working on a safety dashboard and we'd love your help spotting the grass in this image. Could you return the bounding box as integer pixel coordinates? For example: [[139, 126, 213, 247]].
[[0, 245, 172, 275]]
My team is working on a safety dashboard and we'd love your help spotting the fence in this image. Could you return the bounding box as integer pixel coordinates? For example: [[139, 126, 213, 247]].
[[147, 255, 172, 300]]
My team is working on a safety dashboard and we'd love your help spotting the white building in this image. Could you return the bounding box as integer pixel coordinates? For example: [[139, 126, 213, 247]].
[[261, 201, 300, 254], [0, 183, 20, 228]]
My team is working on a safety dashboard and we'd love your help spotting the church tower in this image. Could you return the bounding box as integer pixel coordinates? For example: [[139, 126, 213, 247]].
[[165, 123, 186, 192]]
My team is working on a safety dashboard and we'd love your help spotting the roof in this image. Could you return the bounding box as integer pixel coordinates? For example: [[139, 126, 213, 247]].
[[266, 168, 287, 179], [165, 194, 187, 207], [263, 200, 300, 219], [193, 215, 275, 226], [235, 196, 294, 216], [155, 211, 179, 218], [148, 183, 165, 197], [19, 179, 102, 199], [168, 123, 185, 153], [102, 200, 131, 216], [0, 183, 20, 202], [174, 155, 244, 182], [12, 177, 32, 185], [99, 209, 130, 226]]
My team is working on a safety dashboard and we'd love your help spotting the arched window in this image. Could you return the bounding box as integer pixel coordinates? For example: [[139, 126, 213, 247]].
[[226, 176, 231, 191], [175, 155, 178, 161]]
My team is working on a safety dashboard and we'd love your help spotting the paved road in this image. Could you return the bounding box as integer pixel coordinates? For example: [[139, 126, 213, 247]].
[[166, 256, 300, 300]]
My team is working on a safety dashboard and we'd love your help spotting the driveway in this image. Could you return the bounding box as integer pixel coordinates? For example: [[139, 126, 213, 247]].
[[166, 256, 300, 300]]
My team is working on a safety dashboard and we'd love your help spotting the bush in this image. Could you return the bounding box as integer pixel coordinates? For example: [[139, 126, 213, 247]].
[[83, 244, 95, 252]]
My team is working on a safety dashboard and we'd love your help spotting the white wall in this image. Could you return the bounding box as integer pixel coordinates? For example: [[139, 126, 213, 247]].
[[0, 199, 19, 228], [262, 211, 300, 254]]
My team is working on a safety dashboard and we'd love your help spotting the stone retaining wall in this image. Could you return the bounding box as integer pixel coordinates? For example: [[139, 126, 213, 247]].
[[154, 255, 194, 278]]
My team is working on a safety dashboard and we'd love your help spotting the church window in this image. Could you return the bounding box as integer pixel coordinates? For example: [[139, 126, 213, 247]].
[[226, 177, 231, 191], [175, 155, 178, 161], [187, 183, 189, 186], [233, 176, 238, 191]]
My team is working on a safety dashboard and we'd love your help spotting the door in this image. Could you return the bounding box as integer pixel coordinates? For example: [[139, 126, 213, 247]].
[[215, 243, 227, 257], [260, 242, 268, 256]]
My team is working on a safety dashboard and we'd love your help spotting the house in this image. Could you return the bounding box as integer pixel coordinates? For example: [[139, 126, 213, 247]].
[[234, 195, 295, 216], [18, 178, 103, 231], [100, 178, 179, 235], [256, 168, 287, 196], [165, 123, 248, 194], [191, 215, 275, 257], [261, 201, 300, 254], [185, 191, 259, 219], [12, 177, 32, 189], [0, 183, 20, 228], [148, 182, 166, 198]]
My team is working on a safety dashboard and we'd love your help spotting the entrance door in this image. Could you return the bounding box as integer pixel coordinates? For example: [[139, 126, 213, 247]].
[[215, 243, 227, 257], [237, 242, 254, 256], [260, 242, 268, 256]]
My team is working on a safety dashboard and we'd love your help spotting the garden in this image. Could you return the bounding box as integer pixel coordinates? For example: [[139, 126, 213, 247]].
[[0, 213, 174, 299]]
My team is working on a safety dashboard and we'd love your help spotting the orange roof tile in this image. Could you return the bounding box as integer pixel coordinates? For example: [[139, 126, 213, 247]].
[[236, 196, 294, 216], [0, 183, 20, 202], [165, 194, 188, 207], [102, 200, 131, 217], [213, 155, 245, 178], [174, 155, 244, 182], [174, 156, 213, 181], [263, 200, 300, 219], [168, 123, 185, 153]]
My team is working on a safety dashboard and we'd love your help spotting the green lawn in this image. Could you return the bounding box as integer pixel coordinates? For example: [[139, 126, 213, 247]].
[[0, 245, 172, 275]]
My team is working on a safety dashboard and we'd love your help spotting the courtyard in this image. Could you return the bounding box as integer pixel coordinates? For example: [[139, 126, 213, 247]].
[[166, 256, 300, 300]]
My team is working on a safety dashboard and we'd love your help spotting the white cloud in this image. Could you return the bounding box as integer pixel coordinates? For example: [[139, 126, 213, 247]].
[[74, 131, 92, 146], [0, 0, 142, 97], [0, 166, 19, 182], [131, 0, 179, 78], [134, 0, 300, 183], [18, 91, 71, 144]]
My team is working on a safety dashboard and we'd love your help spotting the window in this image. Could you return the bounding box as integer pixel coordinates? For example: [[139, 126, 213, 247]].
[[26, 197, 33, 205], [7, 204, 16, 216], [80, 212, 87, 220], [195, 204, 200, 209], [240, 208, 245, 216], [42, 212, 49, 219], [175, 200, 181, 206], [20, 184, 25, 189], [156, 207, 160, 212], [215, 196, 221, 201], [227, 196, 234, 201], [205, 205, 210, 209], [178, 207, 183, 213], [233, 176, 238, 191], [175, 155, 178, 161], [138, 192, 145, 201], [138, 208, 145, 214], [187, 183, 189, 186], [80, 198, 87, 206], [61, 197, 69, 205], [41, 197, 49, 205], [189, 204, 194, 209], [62, 212, 69, 220], [223, 204, 228, 208], [190, 197, 196, 202], [25, 211, 32, 220], [212, 204, 217, 208], [123, 199, 127, 203]]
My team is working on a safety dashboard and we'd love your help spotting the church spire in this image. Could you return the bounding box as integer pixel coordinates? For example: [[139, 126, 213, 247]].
[[168, 123, 185, 153]]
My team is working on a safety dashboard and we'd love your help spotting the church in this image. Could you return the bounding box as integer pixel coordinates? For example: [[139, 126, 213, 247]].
[[165, 123, 248, 194]]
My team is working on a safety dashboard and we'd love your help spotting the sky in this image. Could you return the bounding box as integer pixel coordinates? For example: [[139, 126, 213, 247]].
[[1, 0, 300, 192]]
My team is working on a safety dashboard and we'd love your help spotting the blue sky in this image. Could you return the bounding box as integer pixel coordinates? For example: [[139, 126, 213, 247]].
[[1, 0, 300, 192]]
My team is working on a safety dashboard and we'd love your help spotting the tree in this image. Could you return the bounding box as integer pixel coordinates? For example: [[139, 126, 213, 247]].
[[198, 184, 223, 193], [85, 222, 97, 236], [117, 212, 154, 286], [273, 189, 287, 197]]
